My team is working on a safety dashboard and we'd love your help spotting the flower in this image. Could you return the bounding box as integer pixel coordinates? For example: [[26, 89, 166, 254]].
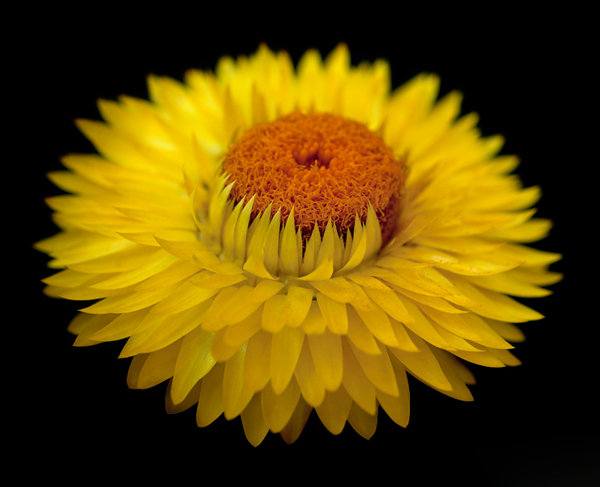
[[37, 44, 561, 446]]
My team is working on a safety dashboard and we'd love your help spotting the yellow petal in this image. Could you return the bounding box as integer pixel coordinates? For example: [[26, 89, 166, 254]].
[[243, 330, 271, 393], [279, 208, 300, 276], [392, 296, 451, 350], [346, 307, 382, 355], [389, 330, 453, 391], [347, 402, 378, 440], [209, 327, 241, 362], [485, 319, 526, 343], [376, 356, 410, 427], [464, 272, 552, 298], [221, 281, 285, 325], [92, 251, 179, 290], [388, 318, 419, 352], [428, 348, 474, 401], [298, 221, 334, 281], [270, 326, 305, 394], [450, 347, 506, 368], [449, 276, 545, 323], [134, 339, 182, 389], [223, 344, 254, 420], [171, 325, 216, 404], [310, 276, 356, 303], [261, 379, 301, 433], [352, 305, 398, 348], [149, 279, 220, 316], [279, 397, 313, 445], [190, 271, 247, 289], [67, 244, 157, 274], [81, 284, 174, 315], [120, 299, 211, 356], [315, 387, 352, 435], [263, 210, 281, 277], [300, 301, 327, 335], [362, 287, 415, 325], [262, 294, 287, 333], [284, 285, 314, 327], [420, 304, 513, 349], [241, 393, 270, 447], [294, 339, 326, 408], [341, 338, 377, 415], [316, 293, 348, 334], [347, 338, 399, 397], [165, 379, 202, 415], [307, 330, 343, 391], [223, 309, 262, 348], [89, 307, 150, 342], [196, 362, 225, 427]]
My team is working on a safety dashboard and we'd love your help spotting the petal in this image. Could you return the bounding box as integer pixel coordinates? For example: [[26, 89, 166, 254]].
[[284, 285, 314, 327], [171, 325, 216, 404], [270, 326, 305, 394], [261, 380, 301, 433], [307, 329, 344, 391], [376, 356, 410, 427], [196, 362, 225, 427], [341, 338, 377, 415], [389, 330, 453, 391], [279, 397, 313, 445], [134, 339, 182, 389], [315, 387, 352, 435], [241, 393, 270, 447], [316, 293, 348, 334], [294, 339, 326, 408], [223, 344, 254, 419], [347, 338, 399, 397], [243, 330, 272, 393], [347, 402, 378, 440]]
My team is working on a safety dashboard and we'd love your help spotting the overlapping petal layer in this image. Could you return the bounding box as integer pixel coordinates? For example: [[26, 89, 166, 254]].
[[37, 44, 561, 445]]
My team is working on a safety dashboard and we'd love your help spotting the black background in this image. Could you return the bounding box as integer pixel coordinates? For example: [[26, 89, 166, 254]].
[[16, 8, 596, 485]]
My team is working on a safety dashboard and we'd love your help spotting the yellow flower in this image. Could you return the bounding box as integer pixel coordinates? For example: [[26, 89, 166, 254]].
[[36, 44, 561, 446]]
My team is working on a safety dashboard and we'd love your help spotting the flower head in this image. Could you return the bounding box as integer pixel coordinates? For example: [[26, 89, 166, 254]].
[[37, 44, 561, 445]]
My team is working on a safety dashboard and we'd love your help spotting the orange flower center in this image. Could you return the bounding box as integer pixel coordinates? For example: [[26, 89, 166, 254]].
[[224, 112, 405, 244]]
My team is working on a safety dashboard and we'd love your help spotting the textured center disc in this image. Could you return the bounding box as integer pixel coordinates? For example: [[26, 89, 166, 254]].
[[223, 112, 405, 244]]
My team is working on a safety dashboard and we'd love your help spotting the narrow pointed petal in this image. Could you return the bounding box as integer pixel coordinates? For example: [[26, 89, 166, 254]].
[[279, 208, 300, 276]]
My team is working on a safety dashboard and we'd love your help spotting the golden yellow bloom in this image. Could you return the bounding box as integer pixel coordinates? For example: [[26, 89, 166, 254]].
[[36, 44, 561, 446]]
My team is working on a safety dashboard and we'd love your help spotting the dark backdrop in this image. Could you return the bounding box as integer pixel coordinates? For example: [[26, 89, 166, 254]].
[[18, 10, 594, 486]]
